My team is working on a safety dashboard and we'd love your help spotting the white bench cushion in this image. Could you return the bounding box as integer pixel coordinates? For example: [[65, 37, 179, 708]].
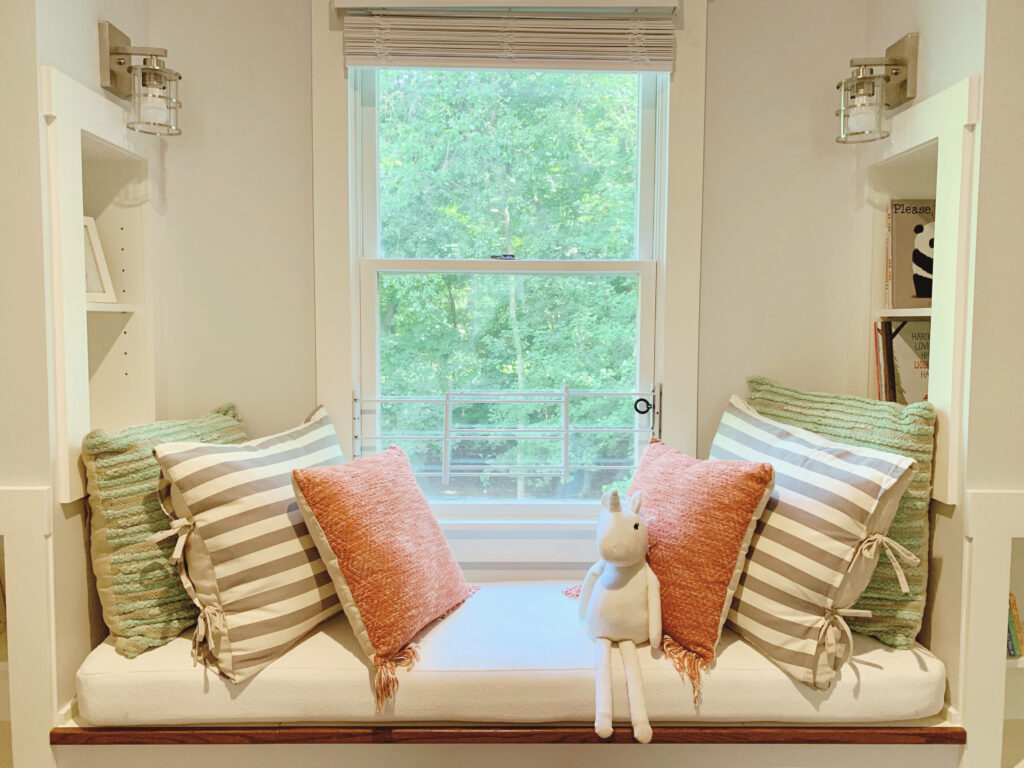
[[76, 581, 946, 726]]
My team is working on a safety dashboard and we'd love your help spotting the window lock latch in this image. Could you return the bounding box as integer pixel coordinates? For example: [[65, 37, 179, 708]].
[[490, 253, 516, 260]]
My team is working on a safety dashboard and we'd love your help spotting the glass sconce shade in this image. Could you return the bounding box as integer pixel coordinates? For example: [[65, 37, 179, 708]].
[[127, 57, 181, 136], [836, 68, 888, 144]]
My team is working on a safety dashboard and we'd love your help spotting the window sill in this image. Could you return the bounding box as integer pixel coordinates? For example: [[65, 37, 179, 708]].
[[435, 510, 597, 570]]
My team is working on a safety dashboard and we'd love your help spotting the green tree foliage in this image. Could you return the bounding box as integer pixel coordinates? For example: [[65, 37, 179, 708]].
[[373, 69, 646, 500]]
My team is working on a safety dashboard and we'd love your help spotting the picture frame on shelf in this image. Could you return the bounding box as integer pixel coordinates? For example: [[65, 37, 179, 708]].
[[84, 216, 116, 303], [887, 199, 936, 310]]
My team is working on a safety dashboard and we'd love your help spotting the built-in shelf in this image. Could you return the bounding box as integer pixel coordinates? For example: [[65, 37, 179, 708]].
[[86, 302, 135, 314], [864, 78, 980, 506], [43, 67, 156, 502], [1008, 657, 1024, 670], [879, 308, 932, 319]]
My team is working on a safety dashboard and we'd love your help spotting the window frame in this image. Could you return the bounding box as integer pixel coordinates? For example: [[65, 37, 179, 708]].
[[350, 67, 666, 516], [310, 0, 706, 567]]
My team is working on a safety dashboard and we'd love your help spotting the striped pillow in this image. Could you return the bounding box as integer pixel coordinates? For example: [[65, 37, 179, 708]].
[[746, 376, 936, 648], [153, 407, 344, 682], [709, 396, 917, 689]]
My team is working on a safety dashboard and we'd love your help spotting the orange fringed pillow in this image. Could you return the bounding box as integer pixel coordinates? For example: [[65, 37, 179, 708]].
[[292, 446, 473, 710], [629, 439, 774, 701]]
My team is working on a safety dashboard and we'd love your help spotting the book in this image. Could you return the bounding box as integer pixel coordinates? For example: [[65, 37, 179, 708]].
[[885, 206, 894, 309], [889, 199, 936, 310], [1012, 593, 1023, 651], [1010, 594, 1022, 658], [876, 320, 897, 403], [890, 320, 930, 405], [873, 322, 884, 400]]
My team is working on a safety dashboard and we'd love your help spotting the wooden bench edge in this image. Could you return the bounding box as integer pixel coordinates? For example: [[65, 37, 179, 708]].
[[50, 725, 968, 746]]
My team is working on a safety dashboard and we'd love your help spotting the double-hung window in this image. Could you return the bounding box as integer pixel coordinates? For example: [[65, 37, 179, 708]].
[[347, 12, 673, 513]]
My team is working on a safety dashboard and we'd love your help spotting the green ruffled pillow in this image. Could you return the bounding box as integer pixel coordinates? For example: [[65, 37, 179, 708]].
[[83, 405, 247, 658], [746, 377, 935, 648]]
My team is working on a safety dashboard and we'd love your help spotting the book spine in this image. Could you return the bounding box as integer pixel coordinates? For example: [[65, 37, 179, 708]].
[[1012, 593, 1023, 649], [886, 204, 894, 309], [879, 320, 897, 402], [1011, 596, 1022, 657], [873, 322, 883, 400]]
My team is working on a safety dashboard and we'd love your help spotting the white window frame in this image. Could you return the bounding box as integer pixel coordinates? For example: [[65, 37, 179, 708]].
[[350, 68, 664, 518], [310, 0, 706, 569]]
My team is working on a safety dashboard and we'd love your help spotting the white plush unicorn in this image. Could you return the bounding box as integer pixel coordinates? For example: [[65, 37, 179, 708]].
[[579, 489, 661, 743]]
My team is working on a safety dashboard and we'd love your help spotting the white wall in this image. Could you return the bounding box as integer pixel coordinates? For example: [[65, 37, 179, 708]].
[[865, 0, 987, 104], [696, 0, 870, 455], [1, 0, 52, 487], [147, 0, 317, 438], [34, 0, 149, 99]]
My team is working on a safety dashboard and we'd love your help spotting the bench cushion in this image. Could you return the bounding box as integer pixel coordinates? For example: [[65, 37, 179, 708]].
[[76, 581, 946, 727]]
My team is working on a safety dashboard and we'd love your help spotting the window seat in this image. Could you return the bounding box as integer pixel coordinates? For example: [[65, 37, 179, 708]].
[[72, 581, 948, 730]]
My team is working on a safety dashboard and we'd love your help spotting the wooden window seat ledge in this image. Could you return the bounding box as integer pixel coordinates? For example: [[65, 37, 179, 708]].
[[64, 582, 956, 745], [50, 723, 966, 746]]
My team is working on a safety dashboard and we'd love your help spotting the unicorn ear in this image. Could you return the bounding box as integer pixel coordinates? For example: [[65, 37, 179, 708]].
[[630, 491, 643, 515], [601, 490, 621, 512]]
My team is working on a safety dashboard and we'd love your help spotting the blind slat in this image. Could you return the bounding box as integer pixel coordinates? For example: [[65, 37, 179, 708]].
[[341, 10, 676, 72]]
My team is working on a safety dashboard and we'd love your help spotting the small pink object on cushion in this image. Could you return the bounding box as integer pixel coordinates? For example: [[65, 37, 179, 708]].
[[629, 439, 774, 701], [292, 446, 473, 710]]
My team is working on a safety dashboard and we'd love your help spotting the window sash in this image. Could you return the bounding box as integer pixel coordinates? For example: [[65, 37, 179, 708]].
[[357, 259, 658, 507], [352, 69, 663, 263]]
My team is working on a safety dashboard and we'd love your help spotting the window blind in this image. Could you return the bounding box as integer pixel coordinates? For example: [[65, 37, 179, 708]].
[[341, 10, 676, 72]]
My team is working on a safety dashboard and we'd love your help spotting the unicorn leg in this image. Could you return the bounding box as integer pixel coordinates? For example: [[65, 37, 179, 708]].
[[594, 637, 613, 739], [619, 640, 652, 743]]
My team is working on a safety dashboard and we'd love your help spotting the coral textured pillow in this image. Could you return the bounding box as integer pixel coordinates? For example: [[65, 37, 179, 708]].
[[292, 446, 473, 710], [628, 439, 774, 700]]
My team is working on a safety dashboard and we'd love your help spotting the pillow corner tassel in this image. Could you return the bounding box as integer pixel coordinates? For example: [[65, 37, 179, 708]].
[[661, 635, 708, 706], [373, 643, 421, 713]]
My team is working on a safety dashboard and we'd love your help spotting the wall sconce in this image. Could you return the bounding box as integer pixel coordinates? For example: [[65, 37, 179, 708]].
[[99, 21, 181, 136], [836, 33, 918, 144]]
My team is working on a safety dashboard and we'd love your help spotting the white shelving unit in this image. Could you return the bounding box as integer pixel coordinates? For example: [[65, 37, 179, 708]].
[[41, 67, 157, 503], [864, 78, 979, 506]]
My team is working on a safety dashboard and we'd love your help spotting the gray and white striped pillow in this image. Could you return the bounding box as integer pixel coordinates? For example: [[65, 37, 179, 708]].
[[709, 396, 916, 690], [153, 407, 344, 683]]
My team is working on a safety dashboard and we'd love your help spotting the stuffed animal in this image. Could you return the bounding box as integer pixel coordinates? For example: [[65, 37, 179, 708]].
[[579, 489, 661, 743]]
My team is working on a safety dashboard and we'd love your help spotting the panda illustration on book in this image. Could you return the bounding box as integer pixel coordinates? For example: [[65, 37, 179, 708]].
[[912, 221, 935, 299]]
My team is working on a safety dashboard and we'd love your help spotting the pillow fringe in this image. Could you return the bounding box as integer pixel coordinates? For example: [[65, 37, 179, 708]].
[[661, 634, 708, 706], [373, 643, 420, 712]]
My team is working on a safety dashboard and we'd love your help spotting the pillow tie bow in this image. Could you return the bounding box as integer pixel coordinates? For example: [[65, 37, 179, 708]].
[[817, 607, 873, 671], [145, 517, 195, 564], [191, 604, 226, 665], [857, 534, 921, 594]]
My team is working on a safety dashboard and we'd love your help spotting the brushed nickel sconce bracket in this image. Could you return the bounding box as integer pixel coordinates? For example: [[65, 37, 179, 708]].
[[848, 33, 919, 110], [99, 20, 168, 100]]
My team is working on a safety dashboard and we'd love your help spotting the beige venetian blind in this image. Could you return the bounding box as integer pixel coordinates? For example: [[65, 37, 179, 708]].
[[341, 9, 676, 72]]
